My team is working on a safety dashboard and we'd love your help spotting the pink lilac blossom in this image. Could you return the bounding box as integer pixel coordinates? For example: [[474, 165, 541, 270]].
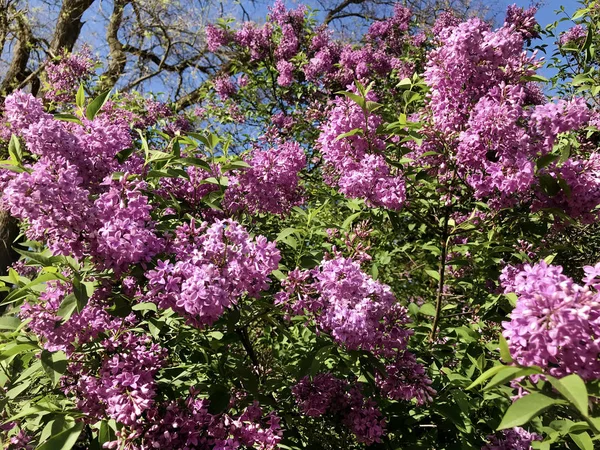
[[533, 153, 600, 223], [214, 76, 237, 99], [6, 427, 34, 450], [318, 91, 405, 210], [224, 141, 306, 215], [100, 94, 172, 130], [276, 60, 294, 86], [2, 157, 94, 258], [457, 84, 535, 202], [3, 90, 48, 132], [19, 280, 123, 354], [66, 332, 165, 426], [501, 261, 600, 380], [424, 18, 537, 134], [366, 4, 411, 53], [112, 396, 282, 450], [268, 0, 306, 27], [275, 24, 299, 60], [146, 219, 280, 327], [482, 427, 541, 450], [292, 374, 386, 445], [431, 12, 460, 37], [44, 48, 95, 103], [206, 24, 232, 51], [92, 178, 164, 273], [276, 254, 434, 404], [529, 97, 590, 150], [235, 22, 274, 60], [559, 25, 587, 46], [504, 4, 539, 40], [158, 164, 220, 206]]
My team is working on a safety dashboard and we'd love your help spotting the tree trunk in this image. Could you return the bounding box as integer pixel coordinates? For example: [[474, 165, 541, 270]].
[[0, 209, 19, 277], [50, 0, 96, 55]]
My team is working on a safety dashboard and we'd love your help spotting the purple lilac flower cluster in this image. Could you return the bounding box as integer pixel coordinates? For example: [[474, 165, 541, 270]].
[[206, 0, 421, 91], [420, 9, 599, 216], [224, 141, 306, 215], [108, 397, 282, 449], [502, 261, 600, 380], [317, 90, 405, 210], [19, 281, 124, 353], [292, 373, 386, 445], [504, 4, 539, 39], [146, 219, 280, 327], [482, 426, 541, 450], [44, 47, 95, 103], [276, 254, 435, 404], [1, 92, 165, 266], [559, 25, 588, 46]]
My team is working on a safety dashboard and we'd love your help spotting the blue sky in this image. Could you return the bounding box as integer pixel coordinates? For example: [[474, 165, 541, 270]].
[[69, 0, 585, 98]]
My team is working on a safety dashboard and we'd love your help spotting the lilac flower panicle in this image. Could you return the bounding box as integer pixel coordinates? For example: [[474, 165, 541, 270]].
[[292, 374, 386, 445], [560, 25, 587, 46], [502, 261, 600, 380], [224, 141, 306, 215], [318, 91, 405, 210], [482, 427, 541, 450], [146, 219, 280, 327]]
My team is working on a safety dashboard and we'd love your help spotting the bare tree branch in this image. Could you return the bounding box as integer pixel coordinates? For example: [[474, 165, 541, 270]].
[[100, 0, 129, 90], [1, 11, 32, 94], [50, 0, 95, 54]]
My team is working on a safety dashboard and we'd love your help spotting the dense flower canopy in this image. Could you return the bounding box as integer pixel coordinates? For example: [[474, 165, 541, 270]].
[[2, 1, 600, 449]]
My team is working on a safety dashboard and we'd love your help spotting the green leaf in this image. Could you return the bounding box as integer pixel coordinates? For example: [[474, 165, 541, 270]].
[[572, 73, 594, 86], [13, 247, 60, 267], [276, 228, 300, 242], [36, 421, 83, 450], [188, 132, 220, 150], [569, 432, 594, 450], [536, 153, 559, 170], [86, 90, 111, 120], [224, 160, 252, 170], [41, 349, 68, 387], [207, 385, 230, 414], [334, 128, 364, 142], [338, 91, 366, 111], [498, 393, 560, 430], [505, 292, 518, 307], [0, 342, 38, 360], [467, 364, 510, 390], [179, 157, 212, 171], [8, 134, 22, 164], [54, 113, 83, 124], [522, 74, 549, 83], [572, 8, 589, 20], [131, 302, 158, 312], [419, 303, 436, 317], [396, 77, 412, 89], [0, 316, 20, 330], [97, 420, 116, 445], [76, 84, 85, 108], [484, 367, 542, 390], [498, 334, 514, 363], [547, 374, 588, 417], [342, 212, 362, 230], [425, 269, 440, 281], [56, 294, 81, 321]]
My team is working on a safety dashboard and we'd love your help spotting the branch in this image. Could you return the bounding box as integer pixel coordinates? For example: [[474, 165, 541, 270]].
[[324, 0, 365, 25], [50, 0, 95, 54], [100, 0, 129, 90], [1, 12, 32, 95], [428, 208, 450, 343]]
